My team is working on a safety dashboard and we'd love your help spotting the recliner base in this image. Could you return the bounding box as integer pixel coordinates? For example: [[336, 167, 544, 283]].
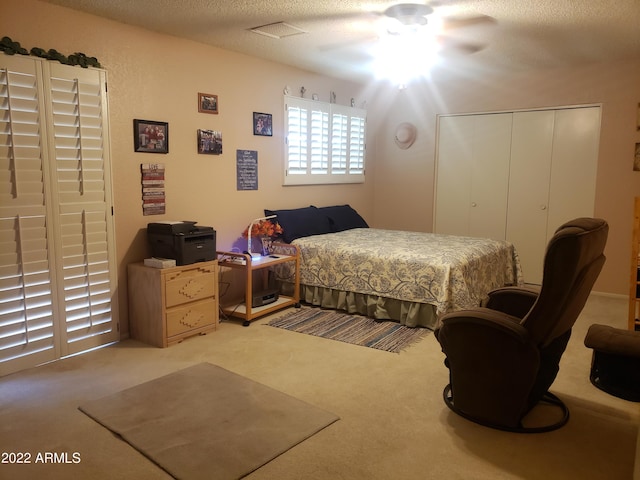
[[442, 384, 570, 433]]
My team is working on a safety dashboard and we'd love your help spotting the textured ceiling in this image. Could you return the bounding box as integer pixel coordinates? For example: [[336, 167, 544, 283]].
[[40, 0, 640, 82]]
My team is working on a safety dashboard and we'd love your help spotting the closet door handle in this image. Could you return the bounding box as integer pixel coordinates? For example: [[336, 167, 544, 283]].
[[471, 202, 477, 207], [540, 205, 547, 210]]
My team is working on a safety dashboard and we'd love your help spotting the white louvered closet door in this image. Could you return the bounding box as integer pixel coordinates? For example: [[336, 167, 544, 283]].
[[43, 61, 118, 357], [0, 55, 60, 374], [0, 55, 118, 376]]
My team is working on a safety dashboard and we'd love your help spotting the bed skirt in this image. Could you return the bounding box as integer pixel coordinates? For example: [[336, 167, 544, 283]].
[[293, 284, 438, 329]]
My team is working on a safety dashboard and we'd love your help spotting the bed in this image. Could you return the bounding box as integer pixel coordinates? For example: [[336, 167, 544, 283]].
[[267, 205, 523, 329]]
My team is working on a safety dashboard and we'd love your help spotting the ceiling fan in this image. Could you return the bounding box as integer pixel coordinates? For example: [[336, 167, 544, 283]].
[[312, 2, 494, 57], [384, 3, 435, 27], [316, 3, 496, 83], [379, 2, 495, 54]]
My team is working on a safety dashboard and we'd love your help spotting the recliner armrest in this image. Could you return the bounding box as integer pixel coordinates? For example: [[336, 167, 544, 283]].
[[484, 286, 540, 319], [437, 308, 529, 341]]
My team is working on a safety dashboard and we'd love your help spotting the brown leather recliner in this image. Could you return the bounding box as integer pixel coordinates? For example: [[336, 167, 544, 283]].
[[435, 218, 609, 433]]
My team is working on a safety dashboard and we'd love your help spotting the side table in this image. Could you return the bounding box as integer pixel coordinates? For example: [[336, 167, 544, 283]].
[[217, 244, 300, 326]]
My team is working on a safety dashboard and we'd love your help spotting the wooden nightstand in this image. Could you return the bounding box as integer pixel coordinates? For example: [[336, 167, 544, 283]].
[[127, 260, 219, 347]]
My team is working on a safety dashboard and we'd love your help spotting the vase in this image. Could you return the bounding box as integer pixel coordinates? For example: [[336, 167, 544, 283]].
[[261, 237, 272, 256]]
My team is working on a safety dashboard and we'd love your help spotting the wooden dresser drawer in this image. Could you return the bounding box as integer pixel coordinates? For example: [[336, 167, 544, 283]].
[[128, 260, 218, 347], [165, 265, 216, 308], [166, 298, 217, 338]]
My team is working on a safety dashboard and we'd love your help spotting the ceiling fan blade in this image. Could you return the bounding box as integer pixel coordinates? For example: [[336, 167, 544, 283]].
[[438, 35, 486, 54], [441, 14, 496, 31]]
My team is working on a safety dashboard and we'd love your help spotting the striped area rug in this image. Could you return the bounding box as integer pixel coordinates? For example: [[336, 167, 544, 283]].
[[267, 308, 429, 353]]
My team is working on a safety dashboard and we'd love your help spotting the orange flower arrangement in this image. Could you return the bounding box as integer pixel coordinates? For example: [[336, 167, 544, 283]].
[[242, 219, 283, 239]]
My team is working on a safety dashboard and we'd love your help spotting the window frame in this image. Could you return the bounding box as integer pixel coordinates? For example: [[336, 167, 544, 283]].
[[284, 95, 366, 185]]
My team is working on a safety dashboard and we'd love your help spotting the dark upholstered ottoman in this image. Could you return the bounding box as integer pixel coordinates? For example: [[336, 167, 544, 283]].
[[584, 324, 640, 402]]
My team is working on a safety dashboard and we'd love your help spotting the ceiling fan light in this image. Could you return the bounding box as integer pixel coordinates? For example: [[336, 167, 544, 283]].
[[372, 30, 440, 85], [386, 22, 422, 36], [384, 3, 434, 26]]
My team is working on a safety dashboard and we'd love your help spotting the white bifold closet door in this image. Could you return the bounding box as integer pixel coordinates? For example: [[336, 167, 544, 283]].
[[506, 108, 601, 283], [434, 106, 600, 284], [434, 113, 512, 240], [0, 54, 118, 376]]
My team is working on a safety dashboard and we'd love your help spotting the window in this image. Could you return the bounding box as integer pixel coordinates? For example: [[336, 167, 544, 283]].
[[284, 96, 366, 185]]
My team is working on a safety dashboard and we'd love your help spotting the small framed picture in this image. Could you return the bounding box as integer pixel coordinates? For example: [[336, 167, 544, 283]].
[[198, 129, 222, 155], [253, 112, 272, 136], [134, 119, 168, 154], [198, 93, 218, 114]]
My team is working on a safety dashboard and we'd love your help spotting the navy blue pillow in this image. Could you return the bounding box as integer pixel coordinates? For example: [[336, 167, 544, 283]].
[[318, 205, 368, 232], [264, 206, 332, 243]]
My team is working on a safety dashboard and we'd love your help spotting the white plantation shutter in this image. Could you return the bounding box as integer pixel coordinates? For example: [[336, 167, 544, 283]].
[[0, 55, 59, 374], [0, 55, 117, 376], [285, 102, 307, 175], [44, 62, 118, 354], [0, 215, 58, 372], [330, 111, 347, 174], [285, 98, 329, 177], [310, 107, 329, 174], [285, 96, 365, 185], [348, 114, 365, 175]]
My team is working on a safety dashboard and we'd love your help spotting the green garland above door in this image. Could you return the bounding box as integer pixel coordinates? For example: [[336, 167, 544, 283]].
[[0, 36, 101, 68]]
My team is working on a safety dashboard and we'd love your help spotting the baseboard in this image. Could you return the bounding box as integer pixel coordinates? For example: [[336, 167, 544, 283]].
[[590, 291, 627, 301], [523, 289, 628, 301]]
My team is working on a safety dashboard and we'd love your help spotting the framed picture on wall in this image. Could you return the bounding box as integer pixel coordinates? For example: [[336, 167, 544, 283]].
[[133, 119, 169, 153], [198, 93, 218, 114], [198, 129, 223, 155], [253, 112, 272, 136]]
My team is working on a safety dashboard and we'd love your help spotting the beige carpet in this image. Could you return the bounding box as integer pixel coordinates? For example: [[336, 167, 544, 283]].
[[1, 295, 638, 480], [79, 362, 339, 480]]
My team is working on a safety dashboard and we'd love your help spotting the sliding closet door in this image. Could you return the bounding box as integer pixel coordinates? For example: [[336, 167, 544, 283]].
[[0, 55, 60, 374]]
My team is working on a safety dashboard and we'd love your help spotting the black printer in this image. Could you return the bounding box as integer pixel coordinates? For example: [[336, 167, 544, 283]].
[[147, 221, 216, 266]]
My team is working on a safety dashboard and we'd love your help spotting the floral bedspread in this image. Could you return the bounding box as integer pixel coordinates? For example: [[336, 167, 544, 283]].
[[290, 228, 523, 316]]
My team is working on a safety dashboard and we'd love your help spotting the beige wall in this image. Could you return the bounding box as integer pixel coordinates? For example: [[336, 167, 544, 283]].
[[3, 0, 638, 336], [371, 60, 640, 296], [2, 0, 376, 334]]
